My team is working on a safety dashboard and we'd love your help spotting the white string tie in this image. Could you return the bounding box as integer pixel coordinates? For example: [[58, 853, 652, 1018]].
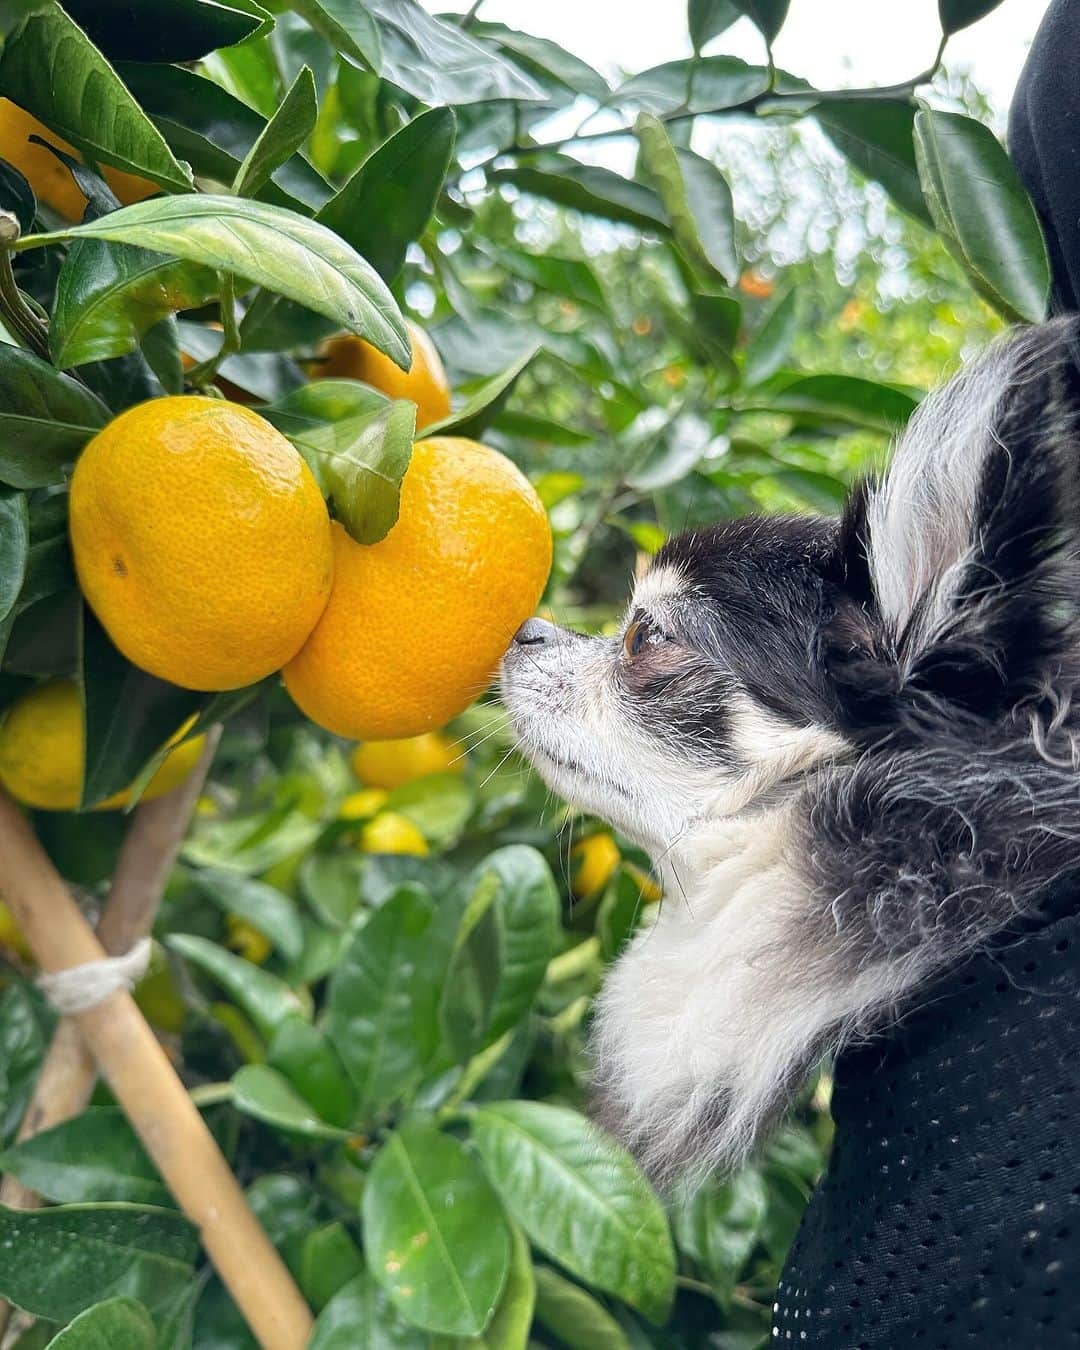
[[37, 937, 152, 1014]]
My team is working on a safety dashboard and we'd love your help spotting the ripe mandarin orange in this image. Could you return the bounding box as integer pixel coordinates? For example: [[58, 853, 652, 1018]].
[[283, 436, 551, 739], [69, 396, 333, 691], [320, 319, 451, 431]]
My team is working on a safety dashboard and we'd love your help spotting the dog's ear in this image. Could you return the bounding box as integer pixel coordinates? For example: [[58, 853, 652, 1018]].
[[826, 317, 1080, 738]]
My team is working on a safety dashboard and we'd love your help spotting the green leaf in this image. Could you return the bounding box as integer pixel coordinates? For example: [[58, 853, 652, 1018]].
[[0, 1107, 169, 1206], [231, 1064, 353, 1140], [15, 493, 73, 613], [21, 195, 410, 366], [297, 851, 365, 929], [635, 114, 738, 286], [299, 1222, 365, 1312], [0, 158, 36, 232], [362, 1120, 512, 1337], [533, 1265, 631, 1350], [422, 345, 540, 441], [262, 379, 391, 435], [731, 0, 790, 41], [752, 372, 919, 431], [669, 1168, 768, 1295], [817, 100, 931, 226], [433, 1222, 534, 1350], [470, 1101, 675, 1324], [59, 0, 269, 62], [487, 247, 605, 311], [234, 66, 318, 200], [617, 55, 769, 116], [290, 0, 382, 75], [354, 0, 546, 106], [266, 1017, 356, 1129], [0, 490, 29, 624], [689, 0, 741, 52], [46, 1296, 157, 1350], [0, 1203, 197, 1325], [938, 0, 1005, 34], [488, 159, 668, 232], [440, 871, 502, 1064], [325, 884, 444, 1115], [118, 63, 331, 215], [743, 289, 799, 387], [287, 398, 416, 546], [0, 344, 109, 489], [913, 108, 1050, 324], [0, 6, 193, 193], [318, 108, 456, 285], [78, 609, 203, 808], [626, 412, 713, 492], [309, 1271, 427, 1349], [242, 108, 456, 348], [468, 22, 608, 100], [189, 866, 305, 962], [50, 242, 217, 370], [166, 932, 308, 1040]]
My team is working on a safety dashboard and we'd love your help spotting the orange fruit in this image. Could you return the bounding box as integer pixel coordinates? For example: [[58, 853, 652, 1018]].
[[571, 832, 621, 899], [350, 731, 463, 789], [0, 679, 204, 811], [360, 811, 429, 856], [70, 396, 333, 691], [0, 98, 156, 219], [319, 319, 451, 431], [283, 436, 551, 739]]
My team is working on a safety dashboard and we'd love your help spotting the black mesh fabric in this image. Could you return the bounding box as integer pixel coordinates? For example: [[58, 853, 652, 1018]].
[[774, 874, 1080, 1347]]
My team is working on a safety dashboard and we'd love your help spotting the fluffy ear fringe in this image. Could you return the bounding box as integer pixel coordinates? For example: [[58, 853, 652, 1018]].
[[826, 316, 1080, 743]]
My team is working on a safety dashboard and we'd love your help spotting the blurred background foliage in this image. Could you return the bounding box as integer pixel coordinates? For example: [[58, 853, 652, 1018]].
[[0, 0, 1045, 1346]]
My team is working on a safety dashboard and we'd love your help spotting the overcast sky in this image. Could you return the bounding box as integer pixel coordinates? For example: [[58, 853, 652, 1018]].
[[436, 0, 1051, 122]]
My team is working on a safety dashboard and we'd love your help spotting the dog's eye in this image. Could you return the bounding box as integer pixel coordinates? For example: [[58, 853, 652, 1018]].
[[624, 620, 663, 659]]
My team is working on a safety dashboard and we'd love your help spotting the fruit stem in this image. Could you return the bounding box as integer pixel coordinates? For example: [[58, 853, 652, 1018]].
[[0, 214, 51, 362]]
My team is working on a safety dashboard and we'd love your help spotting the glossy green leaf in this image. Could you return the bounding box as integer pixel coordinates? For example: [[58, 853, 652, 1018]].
[[489, 247, 605, 310], [636, 114, 738, 285], [731, 0, 790, 41], [16, 493, 73, 613], [167, 933, 308, 1039], [0, 158, 36, 232], [423, 345, 540, 441], [669, 1168, 768, 1295], [938, 0, 1006, 34], [362, 0, 545, 106], [21, 195, 410, 366], [50, 242, 217, 370], [0, 983, 52, 1143], [47, 1296, 157, 1350], [309, 1271, 427, 1350], [743, 289, 799, 387], [689, 0, 741, 51], [59, 0, 269, 62], [626, 412, 713, 492], [243, 108, 456, 348], [477, 846, 560, 1043], [533, 1265, 631, 1350], [231, 1064, 353, 1140], [299, 1222, 365, 1313], [440, 871, 502, 1064], [262, 379, 391, 435], [434, 1222, 534, 1350], [817, 100, 931, 226], [0, 1204, 197, 1325], [0, 345, 109, 489], [325, 885, 444, 1115], [290, 0, 381, 74], [189, 866, 304, 962], [297, 851, 366, 929], [470, 1101, 675, 1324], [755, 372, 919, 431], [286, 398, 416, 546], [202, 31, 282, 118], [267, 1018, 356, 1129], [362, 1120, 512, 1336], [0, 490, 29, 624], [469, 22, 608, 99], [117, 63, 332, 215], [0, 1107, 168, 1207], [234, 66, 318, 200], [488, 159, 668, 232], [914, 108, 1050, 323], [617, 55, 769, 116], [0, 7, 193, 193]]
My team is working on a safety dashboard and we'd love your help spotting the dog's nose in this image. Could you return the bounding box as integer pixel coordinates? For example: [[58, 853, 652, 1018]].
[[514, 617, 558, 647]]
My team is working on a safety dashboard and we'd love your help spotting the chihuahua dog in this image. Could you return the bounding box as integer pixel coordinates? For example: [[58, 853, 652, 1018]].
[[501, 316, 1080, 1185]]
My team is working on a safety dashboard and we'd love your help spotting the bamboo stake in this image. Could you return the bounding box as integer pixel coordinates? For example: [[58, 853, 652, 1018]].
[[0, 785, 313, 1350]]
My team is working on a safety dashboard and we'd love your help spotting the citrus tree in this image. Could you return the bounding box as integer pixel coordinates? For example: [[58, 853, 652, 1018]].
[[0, 1, 1052, 1347]]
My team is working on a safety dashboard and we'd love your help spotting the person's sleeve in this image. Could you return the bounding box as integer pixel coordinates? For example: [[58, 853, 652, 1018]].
[[1008, 0, 1080, 313]]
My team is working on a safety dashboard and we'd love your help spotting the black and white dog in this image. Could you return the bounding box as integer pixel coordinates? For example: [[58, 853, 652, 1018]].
[[502, 316, 1080, 1185]]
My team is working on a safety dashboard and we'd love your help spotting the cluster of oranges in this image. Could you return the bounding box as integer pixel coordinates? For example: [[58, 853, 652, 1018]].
[[0, 115, 553, 814]]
